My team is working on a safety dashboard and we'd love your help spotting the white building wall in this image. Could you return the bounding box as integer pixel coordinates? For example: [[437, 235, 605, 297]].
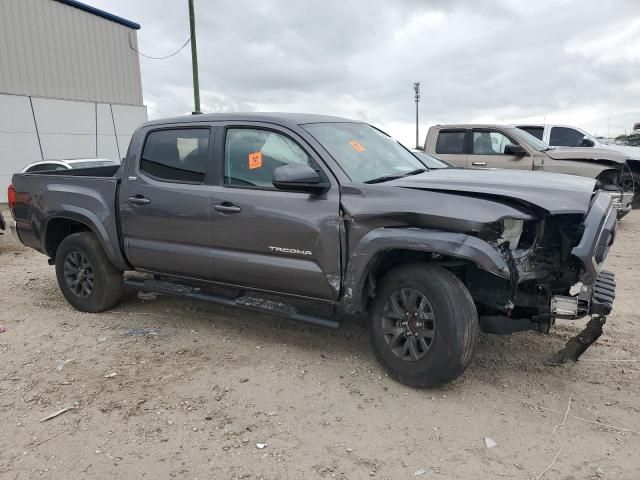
[[0, 95, 42, 197], [0, 93, 147, 201], [96, 103, 120, 161]]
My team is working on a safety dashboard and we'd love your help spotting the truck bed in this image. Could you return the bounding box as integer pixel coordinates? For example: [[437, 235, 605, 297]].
[[11, 166, 125, 268]]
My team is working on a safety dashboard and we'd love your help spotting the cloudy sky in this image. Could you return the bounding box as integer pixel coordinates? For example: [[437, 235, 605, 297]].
[[92, 0, 640, 146]]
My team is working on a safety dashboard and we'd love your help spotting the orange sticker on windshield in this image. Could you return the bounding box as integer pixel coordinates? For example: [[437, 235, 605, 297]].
[[248, 151, 262, 169], [349, 141, 365, 152]]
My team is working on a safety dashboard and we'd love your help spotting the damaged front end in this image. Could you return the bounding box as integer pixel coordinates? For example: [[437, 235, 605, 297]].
[[470, 190, 617, 360]]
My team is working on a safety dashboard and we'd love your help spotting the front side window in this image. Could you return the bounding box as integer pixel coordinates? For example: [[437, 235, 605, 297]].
[[303, 122, 425, 183], [224, 128, 316, 189], [549, 127, 585, 147], [472, 131, 514, 155], [435, 130, 466, 154], [140, 129, 209, 183]]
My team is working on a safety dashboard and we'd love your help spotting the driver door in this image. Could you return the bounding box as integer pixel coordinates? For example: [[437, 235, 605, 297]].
[[468, 129, 533, 169], [208, 124, 341, 300]]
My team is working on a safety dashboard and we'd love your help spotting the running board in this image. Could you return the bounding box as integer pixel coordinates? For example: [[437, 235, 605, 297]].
[[123, 278, 340, 330]]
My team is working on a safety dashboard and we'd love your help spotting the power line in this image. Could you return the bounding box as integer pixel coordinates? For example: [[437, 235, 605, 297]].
[[128, 33, 191, 60]]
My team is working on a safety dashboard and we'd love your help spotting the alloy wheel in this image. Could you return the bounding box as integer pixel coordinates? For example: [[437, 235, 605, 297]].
[[381, 288, 436, 361], [63, 251, 94, 298]]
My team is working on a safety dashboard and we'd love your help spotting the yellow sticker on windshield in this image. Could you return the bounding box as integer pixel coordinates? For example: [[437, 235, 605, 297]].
[[350, 141, 365, 152], [248, 151, 262, 169]]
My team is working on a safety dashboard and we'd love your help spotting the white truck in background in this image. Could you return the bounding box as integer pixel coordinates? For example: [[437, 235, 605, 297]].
[[516, 124, 640, 206]]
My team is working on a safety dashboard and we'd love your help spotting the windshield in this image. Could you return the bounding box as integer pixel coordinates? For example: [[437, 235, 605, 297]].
[[508, 127, 550, 151], [303, 122, 427, 183], [412, 151, 451, 169]]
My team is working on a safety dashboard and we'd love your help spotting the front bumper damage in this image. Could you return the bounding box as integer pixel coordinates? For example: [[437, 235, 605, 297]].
[[551, 270, 616, 320], [609, 190, 633, 218], [485, 191, 618, 361], [548, 193, 617, 362], [549, 270, 616, 363]]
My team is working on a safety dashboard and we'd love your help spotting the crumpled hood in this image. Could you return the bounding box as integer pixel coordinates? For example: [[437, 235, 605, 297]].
[[546, 147, 628, 163], [388, 168, 596, 214]]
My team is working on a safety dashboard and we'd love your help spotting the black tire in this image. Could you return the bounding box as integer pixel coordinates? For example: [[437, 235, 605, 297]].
[[369, 263, 479, 388], [55, 232, 123, 312], [621, 171, 640, 208]]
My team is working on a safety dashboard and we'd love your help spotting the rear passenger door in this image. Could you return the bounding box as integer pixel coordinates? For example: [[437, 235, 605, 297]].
[[119, 126, 215, 279], [469, 129, 533, 169], [432, 129, 467, 166]]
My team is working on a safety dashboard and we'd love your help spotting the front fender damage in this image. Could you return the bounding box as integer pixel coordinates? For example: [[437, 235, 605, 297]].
[[342, 227, 513, 314]]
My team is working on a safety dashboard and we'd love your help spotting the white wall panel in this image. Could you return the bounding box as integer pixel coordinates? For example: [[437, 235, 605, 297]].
[[39, 133, 95, 160], [31, 97, 95, 134], [0, 94, 36, 133], [97, 133, 120, 162], [0, 132, 42, 172], [112, 104, 148, 135]]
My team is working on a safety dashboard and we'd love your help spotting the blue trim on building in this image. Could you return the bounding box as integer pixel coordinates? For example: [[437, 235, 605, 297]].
[[55, 0, 141, 30]]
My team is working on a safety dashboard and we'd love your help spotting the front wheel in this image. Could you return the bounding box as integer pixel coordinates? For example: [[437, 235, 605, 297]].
[[369, 264, 479, 387], [55, 232, 123, 312]]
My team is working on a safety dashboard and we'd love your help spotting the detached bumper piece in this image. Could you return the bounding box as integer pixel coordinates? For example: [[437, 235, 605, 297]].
[[610, 190, 633, 218], [590, 270, 616, 316], [550, 270, 616, 319], [551, 270, 616, 364]]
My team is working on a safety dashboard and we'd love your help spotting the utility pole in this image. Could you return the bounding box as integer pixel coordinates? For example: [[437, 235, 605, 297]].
[[414, 82, 421, 149], [188, 0, 201, 113]]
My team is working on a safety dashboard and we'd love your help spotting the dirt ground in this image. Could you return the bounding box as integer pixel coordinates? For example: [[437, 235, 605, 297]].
[[0, 208, 639, 480]]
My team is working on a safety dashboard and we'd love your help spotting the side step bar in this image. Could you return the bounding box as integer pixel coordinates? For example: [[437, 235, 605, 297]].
[[123, 278, 340, 330]]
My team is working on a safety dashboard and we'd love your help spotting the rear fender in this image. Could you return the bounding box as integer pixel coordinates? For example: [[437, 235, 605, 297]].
[[43, 207, 128, 270]]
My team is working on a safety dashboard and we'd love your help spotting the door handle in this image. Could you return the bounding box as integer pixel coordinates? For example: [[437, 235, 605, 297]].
[[213, 202, 242, 214], [128, 195, 151, 206], [472, 162, 487, 167]]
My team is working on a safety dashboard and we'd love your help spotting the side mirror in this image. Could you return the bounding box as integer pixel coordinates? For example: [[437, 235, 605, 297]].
[[272, 164, 330, 195], [580, 136, 595, 147], [504, 144, 528, 157]]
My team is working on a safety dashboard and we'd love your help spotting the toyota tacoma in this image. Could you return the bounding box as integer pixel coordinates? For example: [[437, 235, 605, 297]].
[[9, 113, 617, 387]]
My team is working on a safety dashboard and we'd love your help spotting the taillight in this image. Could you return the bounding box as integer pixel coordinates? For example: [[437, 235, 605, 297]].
[[7, 183, 16, 218]]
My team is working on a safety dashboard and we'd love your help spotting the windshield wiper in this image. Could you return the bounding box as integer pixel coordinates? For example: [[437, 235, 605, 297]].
[[364, 168, 427, 184]]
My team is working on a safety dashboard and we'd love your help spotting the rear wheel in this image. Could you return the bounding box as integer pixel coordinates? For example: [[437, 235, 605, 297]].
[[55, 232, 123, 312], [369, 264, 479, 387], [621, 171, 640, 208]]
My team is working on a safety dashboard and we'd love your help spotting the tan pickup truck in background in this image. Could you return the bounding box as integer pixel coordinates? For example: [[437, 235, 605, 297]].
[[424, 124, 633, 217]]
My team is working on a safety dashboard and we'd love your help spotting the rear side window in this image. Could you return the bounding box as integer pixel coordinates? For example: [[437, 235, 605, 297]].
[[518, 126, 544, 140], [549, 127, 584, 147], [140, 129, 209, 183], [435, 130, 465, 154]]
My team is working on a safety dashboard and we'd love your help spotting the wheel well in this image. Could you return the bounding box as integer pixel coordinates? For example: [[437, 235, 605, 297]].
[[626, 159, 640, 174], [45, 218, 91, 258], [360, 249, 473, 311]]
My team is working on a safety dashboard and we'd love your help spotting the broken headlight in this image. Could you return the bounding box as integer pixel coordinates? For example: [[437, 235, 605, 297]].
[[502, 219, 524, 250], [499, 219, 539, 255]]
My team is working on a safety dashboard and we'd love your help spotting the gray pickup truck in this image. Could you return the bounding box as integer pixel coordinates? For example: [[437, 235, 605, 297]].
[[9, 113, 617, 387]]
